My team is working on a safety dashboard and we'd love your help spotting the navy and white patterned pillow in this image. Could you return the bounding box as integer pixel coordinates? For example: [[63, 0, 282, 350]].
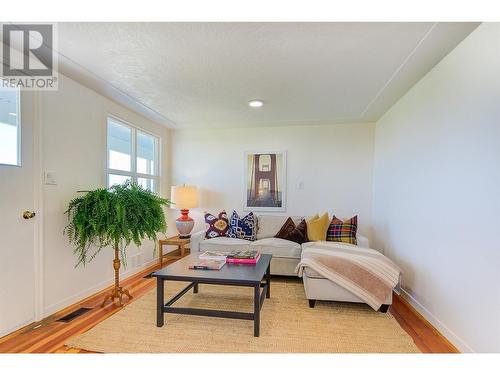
[[227, 211, 257, 241]]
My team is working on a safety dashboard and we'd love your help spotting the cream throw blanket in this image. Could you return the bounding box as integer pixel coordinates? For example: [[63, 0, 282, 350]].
[[295, 242, 402, 310]]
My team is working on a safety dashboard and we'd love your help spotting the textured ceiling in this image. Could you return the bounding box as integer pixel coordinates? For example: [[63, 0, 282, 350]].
[[55, 22, 479, 129]]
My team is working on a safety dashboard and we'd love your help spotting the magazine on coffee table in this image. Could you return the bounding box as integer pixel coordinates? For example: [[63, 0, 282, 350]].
[[188, 259, 226, 270], [199, 250, 260, 262]]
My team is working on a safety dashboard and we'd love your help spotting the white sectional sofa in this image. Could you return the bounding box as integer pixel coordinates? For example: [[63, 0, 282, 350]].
[[190, 214, 370, 276], [190, 214, 393, 311]]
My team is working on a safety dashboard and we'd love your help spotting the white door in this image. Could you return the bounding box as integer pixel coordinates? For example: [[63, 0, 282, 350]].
[[0, 89, 37, 337]]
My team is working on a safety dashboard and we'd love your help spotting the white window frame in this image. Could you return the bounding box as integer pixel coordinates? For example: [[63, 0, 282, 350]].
[[105, 115, 161, 193], [0, 82, 22, 167]]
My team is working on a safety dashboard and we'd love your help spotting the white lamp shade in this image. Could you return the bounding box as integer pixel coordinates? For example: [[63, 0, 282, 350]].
[[171, 185, 199, 209]]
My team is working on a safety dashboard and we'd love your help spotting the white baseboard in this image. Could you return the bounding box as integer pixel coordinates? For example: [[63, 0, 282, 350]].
[[400, 288, 474, 353], [0, 318, 35, 338], [43, 258, 158, 318]]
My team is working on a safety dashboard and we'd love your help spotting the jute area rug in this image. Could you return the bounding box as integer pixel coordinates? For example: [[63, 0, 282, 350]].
[[66, 279, 420, 353]]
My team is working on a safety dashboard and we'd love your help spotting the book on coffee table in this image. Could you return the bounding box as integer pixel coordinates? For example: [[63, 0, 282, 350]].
[[188, 259, 226, 270], [226, 250, 259, 259], [226, 253, 261, 264], [199, 251, 230, 261]]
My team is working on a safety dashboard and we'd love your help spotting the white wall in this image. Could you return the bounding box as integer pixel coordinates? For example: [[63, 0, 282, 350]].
[[372, 23, 500, 352], [171, 123, 375, 239], [41, 74, 170, 316]]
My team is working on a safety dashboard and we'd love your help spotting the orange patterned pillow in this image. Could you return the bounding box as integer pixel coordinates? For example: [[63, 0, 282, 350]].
[[204, 211, 229, 238]]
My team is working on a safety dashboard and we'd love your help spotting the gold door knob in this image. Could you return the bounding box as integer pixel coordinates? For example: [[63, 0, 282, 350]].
[[22, 211, 36, 219]]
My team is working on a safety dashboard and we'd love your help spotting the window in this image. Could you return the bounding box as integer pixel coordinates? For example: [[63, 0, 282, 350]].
[[0, 85, 20, 166], [106, 116, 160, 193]]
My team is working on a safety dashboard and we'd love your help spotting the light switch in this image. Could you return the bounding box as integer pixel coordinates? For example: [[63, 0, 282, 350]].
[[298, 181, 305, 190], [44, 171, 57, 185]]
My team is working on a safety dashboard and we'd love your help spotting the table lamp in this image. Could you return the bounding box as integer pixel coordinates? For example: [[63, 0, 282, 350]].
[[171, 185, 199, 238]]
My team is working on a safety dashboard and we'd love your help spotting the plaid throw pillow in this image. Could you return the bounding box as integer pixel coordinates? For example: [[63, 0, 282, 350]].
[[204, 211, 229, 238], [326, 215, 358, 245], [227, 211, 257, 241]]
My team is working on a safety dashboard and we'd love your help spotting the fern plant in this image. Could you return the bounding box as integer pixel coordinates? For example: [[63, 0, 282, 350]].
[[64, 181, 171, 267]]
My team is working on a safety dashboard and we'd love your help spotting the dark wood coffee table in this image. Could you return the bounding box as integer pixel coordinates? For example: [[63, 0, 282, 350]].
[[152, 253, 272, 337]]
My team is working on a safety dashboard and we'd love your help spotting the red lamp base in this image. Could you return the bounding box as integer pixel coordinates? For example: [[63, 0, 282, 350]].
[[176, 208, 194, 238]]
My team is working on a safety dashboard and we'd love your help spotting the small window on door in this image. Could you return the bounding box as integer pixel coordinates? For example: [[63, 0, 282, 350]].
[[106, 116, 160, 193], [0, 85, 20, 166]]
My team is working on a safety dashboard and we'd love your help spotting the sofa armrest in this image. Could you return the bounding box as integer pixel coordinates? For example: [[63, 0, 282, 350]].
[[190, 230, 206, 252], [357, 234, 369, 248]]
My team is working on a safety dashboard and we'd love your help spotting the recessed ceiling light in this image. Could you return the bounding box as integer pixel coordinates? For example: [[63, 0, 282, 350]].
[[8, 112, 17, 117], [248, 99, 264, 108]]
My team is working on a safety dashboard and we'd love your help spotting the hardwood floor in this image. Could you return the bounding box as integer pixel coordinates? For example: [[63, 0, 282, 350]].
[[390, 294, 458, 353], [0, 251, 458, 353]]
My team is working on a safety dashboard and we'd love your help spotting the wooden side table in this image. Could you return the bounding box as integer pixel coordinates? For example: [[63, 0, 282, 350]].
[[158, 236, 190, 267]]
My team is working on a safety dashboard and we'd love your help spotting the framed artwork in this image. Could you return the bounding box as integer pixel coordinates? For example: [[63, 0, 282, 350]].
[[244, 151, 286, 212]]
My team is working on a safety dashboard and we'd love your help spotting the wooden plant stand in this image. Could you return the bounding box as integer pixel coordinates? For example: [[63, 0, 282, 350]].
[[101, 246, 132, 307]]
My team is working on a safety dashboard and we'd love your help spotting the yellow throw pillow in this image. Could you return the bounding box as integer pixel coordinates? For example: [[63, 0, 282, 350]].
[[306, 212, 330, 241], [308, 214, 319, 221], [305, 214, 318, 238]]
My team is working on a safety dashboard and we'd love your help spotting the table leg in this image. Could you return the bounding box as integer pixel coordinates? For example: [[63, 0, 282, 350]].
[[193, 282, 199, 294], [254, 283, 260, 337], [266, 263, 271, 299], [156, 278, 164, 327], [159, 241, 163, 267]]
